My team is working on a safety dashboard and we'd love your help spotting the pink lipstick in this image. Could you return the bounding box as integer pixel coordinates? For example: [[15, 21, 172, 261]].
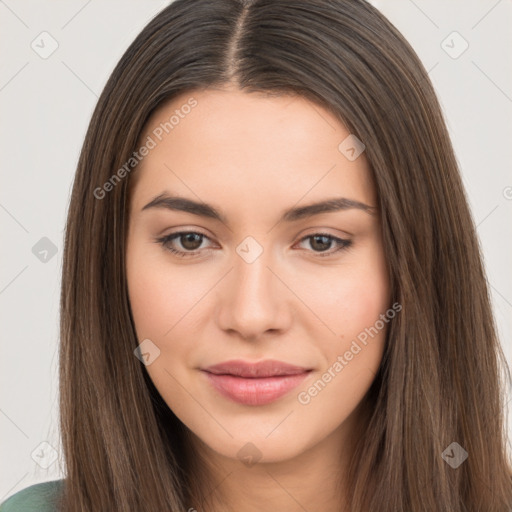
[[201, 359, 312, 406]]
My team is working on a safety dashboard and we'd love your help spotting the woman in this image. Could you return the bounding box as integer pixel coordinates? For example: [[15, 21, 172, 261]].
[[2, 0, 511, 510]]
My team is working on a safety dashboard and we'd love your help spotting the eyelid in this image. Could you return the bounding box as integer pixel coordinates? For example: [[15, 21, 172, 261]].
[[156, 225, 213, 239], [296, 225, 354, 239]]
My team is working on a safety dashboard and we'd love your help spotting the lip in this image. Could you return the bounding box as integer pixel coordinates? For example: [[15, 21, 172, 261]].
[[201, 359, 312, 406]]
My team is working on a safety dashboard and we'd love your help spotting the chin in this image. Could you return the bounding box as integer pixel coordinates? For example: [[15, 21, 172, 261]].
[[185, 417, 326, 468]]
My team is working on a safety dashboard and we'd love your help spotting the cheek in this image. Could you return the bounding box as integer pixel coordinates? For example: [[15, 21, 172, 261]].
[[126, 241, 209, 341], [303, 246, 390, 344], [340, 275, 389, 341], [126, 243, 204, 404], [298, 240, 390, 404], [127, 262, 172, 341], [296, 267, 390, 419]]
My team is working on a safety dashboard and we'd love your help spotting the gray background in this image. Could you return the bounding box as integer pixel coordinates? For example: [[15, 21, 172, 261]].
[[1, 0, 511, 500]]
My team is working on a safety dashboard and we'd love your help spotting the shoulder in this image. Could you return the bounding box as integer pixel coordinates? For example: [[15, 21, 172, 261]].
[[0, 479, 64, 512]]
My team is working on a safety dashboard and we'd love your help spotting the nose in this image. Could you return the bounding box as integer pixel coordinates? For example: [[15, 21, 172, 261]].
[[215, 245, 292, 341]]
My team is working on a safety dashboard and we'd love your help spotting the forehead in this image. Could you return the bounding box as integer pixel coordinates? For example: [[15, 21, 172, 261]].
[[129, 87, 376, 218]]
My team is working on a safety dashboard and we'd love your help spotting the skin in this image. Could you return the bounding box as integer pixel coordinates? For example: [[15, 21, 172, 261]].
[[126, 85, 391, 512]]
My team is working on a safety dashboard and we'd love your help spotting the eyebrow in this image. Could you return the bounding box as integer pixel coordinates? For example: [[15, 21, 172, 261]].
[[141, 192, 377, 224]]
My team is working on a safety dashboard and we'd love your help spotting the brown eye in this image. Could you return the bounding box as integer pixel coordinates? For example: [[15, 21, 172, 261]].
[[179, 233, 204, 250], [155, 231, 212, 258], [297, 233, 352, 257], [309, 235, 333, 252]]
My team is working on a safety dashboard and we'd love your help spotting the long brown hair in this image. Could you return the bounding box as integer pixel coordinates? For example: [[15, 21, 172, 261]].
[[59, 0, 512, 510]]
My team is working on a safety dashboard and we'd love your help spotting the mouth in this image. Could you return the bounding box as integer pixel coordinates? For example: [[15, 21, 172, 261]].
[[201, 359, 312, 406]]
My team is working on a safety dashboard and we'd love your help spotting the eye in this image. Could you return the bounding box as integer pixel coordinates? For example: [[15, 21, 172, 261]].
[[155, 231, 214, 258], [295, 233, 352, 257], [155, 231, 353, 259]]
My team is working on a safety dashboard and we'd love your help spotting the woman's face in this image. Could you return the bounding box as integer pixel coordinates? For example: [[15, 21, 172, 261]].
[[126, 86, 391, 465]]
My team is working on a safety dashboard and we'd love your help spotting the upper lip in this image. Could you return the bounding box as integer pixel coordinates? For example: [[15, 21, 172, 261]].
[[202, 359, 312, 378]]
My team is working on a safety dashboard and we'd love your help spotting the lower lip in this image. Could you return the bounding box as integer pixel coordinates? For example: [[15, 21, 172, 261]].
[[202, 371, 310, 406]]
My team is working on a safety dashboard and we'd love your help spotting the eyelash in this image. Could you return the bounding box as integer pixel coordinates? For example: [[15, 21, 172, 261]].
[[154, 231, 353, 259]]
